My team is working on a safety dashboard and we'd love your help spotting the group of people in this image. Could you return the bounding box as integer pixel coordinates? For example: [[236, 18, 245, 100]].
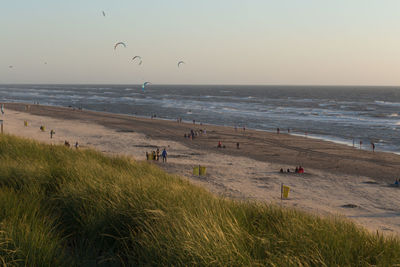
[[184, 129, 206, 140], [234, 125, 246, 132], [280, 166, 305, 174], [146, 148, 168, 163], [217, 141, 225, 148], [42, 127, 79, 149], [64, 140, 79, 149], [352, 140, 376, 151], [277, 128, 291, 134]]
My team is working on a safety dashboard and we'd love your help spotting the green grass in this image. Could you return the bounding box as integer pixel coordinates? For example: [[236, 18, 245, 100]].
[[0, 134, 398, 266]]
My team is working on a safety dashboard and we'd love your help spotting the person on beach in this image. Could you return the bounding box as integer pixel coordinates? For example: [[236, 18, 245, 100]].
[[300, 166, 304, 173], [64, 140, 70, 148], [280, 168, 284, 173], [371, 142, 375, 152], [74, 142, 79, 149], [218, 141, 222, 148], [152, 151, 156, 160], [277, 128, 280, 134], [360, 141, 363, 149], [295, 166, 299, 173], [236, 142, 240, 149], [50, 129, 55, 139], [298, 166, 304, 174], [162, 148, 167, 163], [156, 148, 160, 161]]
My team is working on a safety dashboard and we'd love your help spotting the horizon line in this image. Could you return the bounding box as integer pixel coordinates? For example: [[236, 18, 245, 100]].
[[0, 82, 399, 87]]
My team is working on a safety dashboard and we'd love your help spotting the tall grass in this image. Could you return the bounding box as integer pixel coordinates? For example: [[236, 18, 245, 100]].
[[0, 134, 398, 266]]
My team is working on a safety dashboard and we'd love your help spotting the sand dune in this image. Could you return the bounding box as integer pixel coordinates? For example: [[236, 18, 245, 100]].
[[3, 103, 400, 235]]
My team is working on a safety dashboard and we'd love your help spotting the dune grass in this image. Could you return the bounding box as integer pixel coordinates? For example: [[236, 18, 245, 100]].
[[0, 134, 398, 266]]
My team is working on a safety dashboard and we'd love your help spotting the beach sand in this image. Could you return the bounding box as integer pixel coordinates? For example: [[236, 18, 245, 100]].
[[3, 103, 400, 235]]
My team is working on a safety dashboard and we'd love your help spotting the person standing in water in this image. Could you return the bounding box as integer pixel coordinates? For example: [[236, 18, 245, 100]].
[[162, 148, 168, 163]]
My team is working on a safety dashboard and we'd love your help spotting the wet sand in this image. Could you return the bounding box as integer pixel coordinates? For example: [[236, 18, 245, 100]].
[[3, 103, 400, 235]]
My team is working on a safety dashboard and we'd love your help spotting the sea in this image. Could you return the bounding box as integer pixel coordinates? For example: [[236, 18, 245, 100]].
[[1, 84, 400, 153]]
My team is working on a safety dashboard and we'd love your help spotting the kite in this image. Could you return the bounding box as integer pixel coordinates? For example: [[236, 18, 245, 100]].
[[114, 42, 126, 50], [178, 61, 185, 68], [132, 56, 142, 65], [142, 82, 151, 92], [102, 11, 106, 17]]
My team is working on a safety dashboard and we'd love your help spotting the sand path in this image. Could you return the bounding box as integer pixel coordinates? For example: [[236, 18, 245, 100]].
[[2, 107, 400, 235]]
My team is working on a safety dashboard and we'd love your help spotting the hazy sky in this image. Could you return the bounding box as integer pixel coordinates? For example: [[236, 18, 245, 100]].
[[1, 1, 400, 85]]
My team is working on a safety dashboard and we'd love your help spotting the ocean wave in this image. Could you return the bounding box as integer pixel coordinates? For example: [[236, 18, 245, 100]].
[[375, 100, 400, 107]]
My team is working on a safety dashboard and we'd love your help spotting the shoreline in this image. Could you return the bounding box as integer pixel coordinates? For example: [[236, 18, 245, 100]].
[[3, 102, 400, 235], [4, 101, 391, 154]]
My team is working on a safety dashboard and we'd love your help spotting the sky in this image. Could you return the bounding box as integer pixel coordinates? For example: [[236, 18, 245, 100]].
[[1, 0, 400, 85]]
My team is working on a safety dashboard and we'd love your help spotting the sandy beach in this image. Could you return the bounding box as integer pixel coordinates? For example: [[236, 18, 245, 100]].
[[3, 103, 400, 235]]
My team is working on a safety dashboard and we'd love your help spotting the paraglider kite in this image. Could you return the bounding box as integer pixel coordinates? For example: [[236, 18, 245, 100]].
[[114, 42, 126, 50], [178, 61, 185, 68], [132, 56, 142, 65], [142, 82, 151, 92]]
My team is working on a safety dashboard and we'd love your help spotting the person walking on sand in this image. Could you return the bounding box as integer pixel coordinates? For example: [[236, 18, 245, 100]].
[[371, 142, 375, 152], [162, 148, 167, 163], [50, 129, 55, 139], [156, 148, 160, 161]]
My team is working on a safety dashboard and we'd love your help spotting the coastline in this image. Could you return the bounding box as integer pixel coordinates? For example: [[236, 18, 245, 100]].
[[3, 101, 396, 154], [3, 102, 400, 235]]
